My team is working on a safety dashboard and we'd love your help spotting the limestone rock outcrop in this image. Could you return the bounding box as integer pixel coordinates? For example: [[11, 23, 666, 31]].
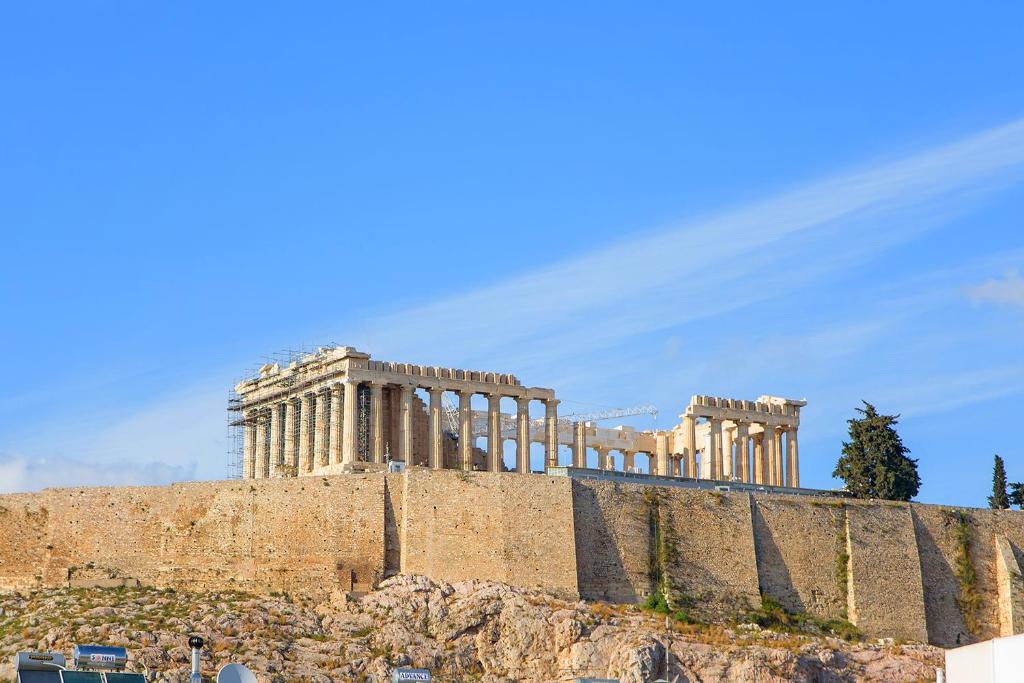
[[0, 576, 940, 682]]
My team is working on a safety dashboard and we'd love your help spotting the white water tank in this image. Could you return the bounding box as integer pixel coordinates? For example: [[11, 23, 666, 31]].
[[945, 633, 1024, 682]]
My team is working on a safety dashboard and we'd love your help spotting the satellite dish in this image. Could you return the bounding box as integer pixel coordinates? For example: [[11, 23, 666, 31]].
[[217, 663, 258, 683]]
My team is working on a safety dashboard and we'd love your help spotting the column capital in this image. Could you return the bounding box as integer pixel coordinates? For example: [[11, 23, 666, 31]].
[[545, 398, 560, 407]]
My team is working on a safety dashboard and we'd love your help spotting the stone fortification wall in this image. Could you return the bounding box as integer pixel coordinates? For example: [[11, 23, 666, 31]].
[[845, 503, 928, 643], [750, 497, 846, 620], [0, 477, 386, 596], [0, 494, 49, 590], [399, 470, 578, 597], [660, 488, 761, 611], [572, 480, 652, 603], [911, 505, 1024, 645], [2, 472, 1024, 647]]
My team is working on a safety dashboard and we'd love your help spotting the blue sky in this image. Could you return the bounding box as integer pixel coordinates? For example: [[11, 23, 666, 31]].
[[2, 3, 1024, 506]]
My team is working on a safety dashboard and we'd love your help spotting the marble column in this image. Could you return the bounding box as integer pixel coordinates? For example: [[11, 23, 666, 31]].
[[595, 447, 609, 470], [572, 421, 586, 468], [459, 390, 473, 470], [516, 397, 530, 474], [722, 427, 734, 480], [313, 390, 327, 467], [255, 413, 269, 478], [544, 399, 560, 469], [655, 433, 670, 477], [623, 451, 635, 472], [283, 400, 297, 472], [299, 394, 313, 473], [269, 403, 283, 477], [370, 382, 384, 463], [753, 430, 764, 484], [736, 422, 750, 483], [399, 385, 414, 464], [487, 393, 503, 472], [683, 415, 697, 480], [786, 427, 800, 488], [705, 419, 721, 480], [428, 387, 444, 469], [243, 418, 257, 479], [329, 384, 343, 465], [762, 426, 776, 486], [774, 427, 784, 487], [342, 380, 359, 465]]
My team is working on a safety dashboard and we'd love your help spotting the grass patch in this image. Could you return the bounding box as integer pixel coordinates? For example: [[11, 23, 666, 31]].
[[746, 596, 860, 641]]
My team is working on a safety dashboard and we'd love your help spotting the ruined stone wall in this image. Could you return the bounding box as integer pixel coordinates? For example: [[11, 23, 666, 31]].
[[2, 473, 1024, 646]]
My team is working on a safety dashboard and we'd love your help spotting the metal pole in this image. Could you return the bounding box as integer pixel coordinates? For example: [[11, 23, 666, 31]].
[[188, 636, 204, 683]]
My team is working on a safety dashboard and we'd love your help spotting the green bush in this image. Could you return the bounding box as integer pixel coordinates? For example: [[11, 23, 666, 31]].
[[641, 592, 670, 614]]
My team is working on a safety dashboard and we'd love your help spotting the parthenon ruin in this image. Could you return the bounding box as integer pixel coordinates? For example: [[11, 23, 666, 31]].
[[230, 346, 805, 488]]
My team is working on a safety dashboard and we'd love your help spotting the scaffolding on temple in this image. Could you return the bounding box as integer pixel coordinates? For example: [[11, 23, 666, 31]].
[[226, 344, 342, 478], [226, 370, 256, 479]]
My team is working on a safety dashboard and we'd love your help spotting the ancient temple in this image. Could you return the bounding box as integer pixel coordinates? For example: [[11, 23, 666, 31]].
[[230, 346, 803, 487]]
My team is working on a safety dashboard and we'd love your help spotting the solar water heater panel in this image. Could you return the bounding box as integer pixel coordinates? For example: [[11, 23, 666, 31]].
[[17, 672, 61, 683], [59, 673, 103, 683]]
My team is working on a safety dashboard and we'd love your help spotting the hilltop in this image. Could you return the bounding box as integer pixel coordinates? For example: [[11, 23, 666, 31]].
[[0, 576, 940, 682]]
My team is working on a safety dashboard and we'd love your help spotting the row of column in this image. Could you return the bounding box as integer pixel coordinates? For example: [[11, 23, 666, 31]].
[[680, 415, 799, 487], [572, 427, 678, 477], [566, 418, 798, 487], [447, 391, 558, 474], [244, 380, 560, 478], [243, 379, 365, 478]]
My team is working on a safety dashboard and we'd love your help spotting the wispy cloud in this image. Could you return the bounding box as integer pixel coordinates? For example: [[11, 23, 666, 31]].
[[360, 118, 1024, 380], [874, 366, 1024, 418], [5, 381, 227, 484], [0, 452, 195, 494], [6, 119, 1024, 493], [966, 269, 1024, 308]]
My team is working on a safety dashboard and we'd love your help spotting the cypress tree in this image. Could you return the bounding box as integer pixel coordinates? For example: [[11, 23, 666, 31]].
[[833, 401, 920, 501], [1009, 482, 1024, 510], [989, 454, 1010, 509]]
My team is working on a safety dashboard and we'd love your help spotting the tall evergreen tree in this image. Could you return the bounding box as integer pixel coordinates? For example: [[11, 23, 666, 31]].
[[833, 401, 920, 501], [1009, 482, 1024, 510], [989, 454, 1010, 509]]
